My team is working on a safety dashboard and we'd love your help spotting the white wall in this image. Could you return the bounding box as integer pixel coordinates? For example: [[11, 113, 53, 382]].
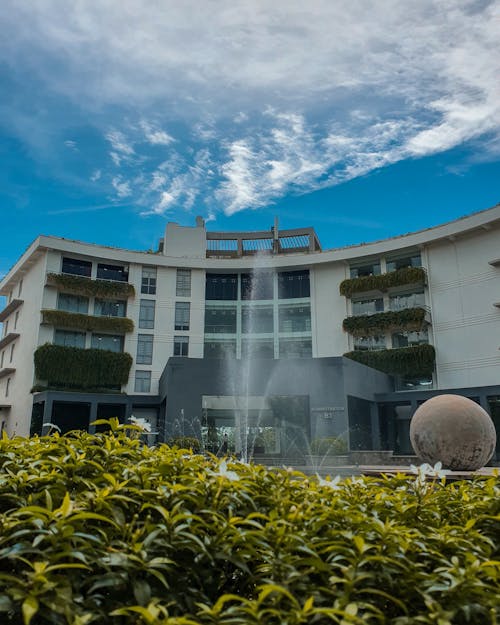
[[427, 229, 500, 389]]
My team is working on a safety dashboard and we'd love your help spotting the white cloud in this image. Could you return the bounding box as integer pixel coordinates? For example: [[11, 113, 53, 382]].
[[111, 176, 132, 198], [90, 169, 102, 182], [1, 0, 499, 216]]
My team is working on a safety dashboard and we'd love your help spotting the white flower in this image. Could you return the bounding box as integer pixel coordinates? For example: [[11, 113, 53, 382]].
[[214, 460, 240, 481], [129, 416, 152, 433], [410, 461, 449, 480], [316, 473, 341, 490]]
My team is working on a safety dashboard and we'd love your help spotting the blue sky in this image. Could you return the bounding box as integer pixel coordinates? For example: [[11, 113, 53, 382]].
[[0, 0, 499, 281]]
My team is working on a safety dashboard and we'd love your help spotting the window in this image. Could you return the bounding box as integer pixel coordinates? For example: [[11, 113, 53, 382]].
[[137, 334, 154, 364], [392, 329, 428, 348], [386, 253, 421, 272], [352, 298, 384, 316], [278, 305, 311, 333], [5, 378, 10, 397], [241, 339, 274, 359], [97, 263, 129, 282], [389, 291, 425, 311], [91, 334, 124, 353], [205, 274, 238, 300], [278, 270, 310, 299], [241, 272, 274, 300], [139, 300, 155, 329], [141, 266, 157, 295], [4, 320, 8, 336], [204, 340, 237, 359], [0, 351, 4, 368], [54, 330, 86, 348], [176, 269, 191, 297], [134, 370, 151, 393], [354, 335, 386, 351], [204, 307, 237, 334], [62, 257, 92, 277], [14, 311, 19, 330], [350, 262, 381, 278], [94, 299, 126, 317], [175, 302, 190, 331], [9, 343, 15, 363], [174, 336, 189, 356], [58, 293, 89, 314], [279, 338, 312, 358], [242, 306, 274, 334], [18, 280, 23, 297]]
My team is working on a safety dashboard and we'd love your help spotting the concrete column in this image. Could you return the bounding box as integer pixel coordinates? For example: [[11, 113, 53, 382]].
[[88, 402, 98, 434], [370, 403, 381, 450]]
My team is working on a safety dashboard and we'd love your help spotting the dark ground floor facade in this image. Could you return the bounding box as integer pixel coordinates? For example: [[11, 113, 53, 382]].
[[31, 357, 500, 464]]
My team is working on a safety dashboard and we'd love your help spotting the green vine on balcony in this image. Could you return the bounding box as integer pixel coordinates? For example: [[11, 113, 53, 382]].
[[34, 343, 132, 390], [42, 309, 134, 333], [342, 307, 427, 336], [47, 273, 135, 298], [344, 344, 435, 376], [339, 267, 426, 298]]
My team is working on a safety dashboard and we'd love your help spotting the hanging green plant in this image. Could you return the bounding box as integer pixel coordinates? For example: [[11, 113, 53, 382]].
[[47, 273, 135, 298], [339, 267, 426, 297], [34, 343, 132, 390], [342, 307, 427, 336], [344, 344, 435, 375], [42, 309, 134, 333]]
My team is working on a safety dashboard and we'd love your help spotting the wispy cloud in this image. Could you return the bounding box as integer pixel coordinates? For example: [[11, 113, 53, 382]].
[[0, 0, 498, 218]]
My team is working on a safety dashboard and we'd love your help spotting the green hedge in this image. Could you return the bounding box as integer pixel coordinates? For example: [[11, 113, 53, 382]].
[[34, 343, 132, 390], [310, 436, 348, 455], [42, 309, 134, 334], [0, 429, 498, 624], [340, 266, 426, 297], [342, 307, 427, 336], [344, 343, 436, 375], [47, 272, 135, 298]]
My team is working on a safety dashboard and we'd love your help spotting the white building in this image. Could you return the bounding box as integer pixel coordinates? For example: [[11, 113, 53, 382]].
[[1, 205, 499, 461]]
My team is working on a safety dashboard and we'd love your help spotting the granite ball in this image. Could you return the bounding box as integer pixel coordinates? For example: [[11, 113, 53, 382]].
[[409, 394, 496, 471]]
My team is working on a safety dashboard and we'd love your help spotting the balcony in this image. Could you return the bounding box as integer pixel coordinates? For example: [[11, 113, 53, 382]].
[[339, 267, 426, 298], [344, 344, 436, 376], [46, 273, 135, 299], [0, 333, 20, 351], [489, 258, 500, 267], [0, 367, 15, 380], [343, 306, 430, 337], [41, 310, 134, 333], [0, 299, 23, 322]]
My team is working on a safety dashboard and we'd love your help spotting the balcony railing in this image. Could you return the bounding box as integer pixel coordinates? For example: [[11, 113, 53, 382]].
[[340, 267, 427, 298], [343, 306, 430, 337], [46, 273, 135, 299]]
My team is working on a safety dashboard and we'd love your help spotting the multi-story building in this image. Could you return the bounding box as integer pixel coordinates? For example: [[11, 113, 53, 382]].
[[0, 206, 499, 461]]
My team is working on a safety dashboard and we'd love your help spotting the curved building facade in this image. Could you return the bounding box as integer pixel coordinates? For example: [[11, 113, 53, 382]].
[[1, 205, 499, 462]]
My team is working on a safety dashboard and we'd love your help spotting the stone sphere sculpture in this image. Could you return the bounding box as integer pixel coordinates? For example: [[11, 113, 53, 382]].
[[410, 394, 496, 471]]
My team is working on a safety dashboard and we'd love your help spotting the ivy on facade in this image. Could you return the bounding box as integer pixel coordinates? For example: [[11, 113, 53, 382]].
[[42, 309, 134, 334], [339, 267, 426, 297], [344, 344, 435, 376], [342, 307, 427, 336], [47, 273, 135, 298]]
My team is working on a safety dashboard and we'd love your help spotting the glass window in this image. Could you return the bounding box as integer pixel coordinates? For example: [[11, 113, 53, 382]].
[[241, 272, 274, 300], [3, 320, 8, 336], [176, 269, 191, 297], [14, 311, 19, 330], [9, 343, 15, 363], [175, 302, 190, 331], [134, 370, 151, 393], [204, 307, 237, 334], [54, 330, 86, 348], [141, 266, 157, 295], [94, 299, 126, 317], [350, 262, 381, 278], [389, 291, 425, 311], [242, 306, 274, 334], [351, 298, 384, 316], [174, 336, 189, 356], [353, 335, 386, 351], [278, 270, 310, 299], [91, 334, 124, 352], [139, 300, 155, 329], [137, 334, 154, 364], [0, 351, 4, 368], [386, 253, 421, 272], [279, 338, 312, 358], [241, 339, 274, 359], [58, 293, 89, 314], [392, 329, 428, 348], [278, 305, 311, 332], [205, 274, 238, 300], [18, 280, 23, 297], [5, 378, 10, 397], [204, 340, 237, 359], [62, 257, 92, 277], [97, 263, 129, 282]]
